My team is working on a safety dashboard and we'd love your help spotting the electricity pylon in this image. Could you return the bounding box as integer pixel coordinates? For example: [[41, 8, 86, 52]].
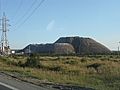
[[0, 13, 10, 55]]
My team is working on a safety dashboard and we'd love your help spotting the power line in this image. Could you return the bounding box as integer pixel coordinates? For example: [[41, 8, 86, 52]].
[[11, 0, 23, 21], [13, 0, 38, 26], [3, 0, 8, 14], [0, 0, 2, 28], [15, 0, 45, 30], [0, 0, 2, 18]]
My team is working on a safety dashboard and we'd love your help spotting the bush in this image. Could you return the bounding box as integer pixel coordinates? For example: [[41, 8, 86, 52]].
[[64, 60, 77, 65], [25, 54, 40, 68], [80, 58, 87, 62], [49, 66, 62, 71], [86, 63, 102, 72]]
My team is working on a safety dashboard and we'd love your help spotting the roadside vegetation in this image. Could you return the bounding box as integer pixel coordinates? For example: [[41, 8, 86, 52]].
[[0, 54, 120, 90]]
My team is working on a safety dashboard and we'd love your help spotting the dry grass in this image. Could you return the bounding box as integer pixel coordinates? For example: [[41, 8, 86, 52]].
[[0, 55, 120, 90]]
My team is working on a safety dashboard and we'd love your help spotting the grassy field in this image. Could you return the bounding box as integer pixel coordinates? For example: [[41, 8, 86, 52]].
[[0, 55, 120, 90]]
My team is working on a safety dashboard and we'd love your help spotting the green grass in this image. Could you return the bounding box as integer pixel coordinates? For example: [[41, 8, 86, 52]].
[[0, 55, 120, 90]]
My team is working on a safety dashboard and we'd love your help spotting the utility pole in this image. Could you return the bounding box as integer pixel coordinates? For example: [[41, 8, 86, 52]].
[[28, 45, 31, 56], [118, 42, 120, 56], [0, 13, 10, 55]]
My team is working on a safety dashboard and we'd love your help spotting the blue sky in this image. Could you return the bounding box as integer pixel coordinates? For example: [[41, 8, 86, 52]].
[[0, 0, 120, 50]]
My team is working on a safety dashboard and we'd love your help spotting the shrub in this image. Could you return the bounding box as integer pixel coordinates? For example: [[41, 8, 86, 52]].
[[80, 58, 87, 63], [49, 66, 62, 71], [64, 60, 77, 65], [24, 54, 40, 68], [86, 63, 102, 72]]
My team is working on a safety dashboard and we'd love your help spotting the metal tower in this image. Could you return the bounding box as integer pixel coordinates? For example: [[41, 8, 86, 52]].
[[0, 13, 10, 55]]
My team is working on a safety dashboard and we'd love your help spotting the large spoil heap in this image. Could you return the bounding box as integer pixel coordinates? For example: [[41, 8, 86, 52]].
[[23, 36, 111, 55], [23, 43, 75, 54], [55, 36, 111, 54]]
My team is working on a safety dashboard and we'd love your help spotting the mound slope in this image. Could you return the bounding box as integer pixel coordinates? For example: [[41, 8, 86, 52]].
[[55, 36, 111, 54]]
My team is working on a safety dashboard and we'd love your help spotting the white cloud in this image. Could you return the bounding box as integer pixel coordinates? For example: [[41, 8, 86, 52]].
[[46, 20, 55, 31]]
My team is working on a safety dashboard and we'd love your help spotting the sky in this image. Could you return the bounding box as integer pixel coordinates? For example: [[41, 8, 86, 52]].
[[0, 0, 120, 50]]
